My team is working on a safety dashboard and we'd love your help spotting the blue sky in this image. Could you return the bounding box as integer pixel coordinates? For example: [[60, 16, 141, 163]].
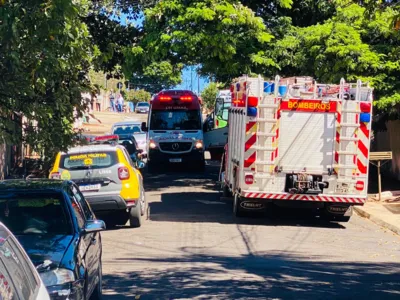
[[112, 12, 210, 94]]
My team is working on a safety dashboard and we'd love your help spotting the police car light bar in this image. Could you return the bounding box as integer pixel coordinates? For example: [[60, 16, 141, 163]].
[[94, 135, 119, 142]]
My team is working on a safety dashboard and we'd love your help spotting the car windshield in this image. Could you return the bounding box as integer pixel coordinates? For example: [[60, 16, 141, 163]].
[[60, 151, 117, 170], [0, 192, 72, 235], [113, 125, 141, 135], [137, 103, 149, 107], [118, 139, 137, 154], [150, 110, 201, 130]]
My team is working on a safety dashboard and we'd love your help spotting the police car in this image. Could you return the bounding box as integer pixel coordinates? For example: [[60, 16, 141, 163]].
[[49, 136, 146, 228]]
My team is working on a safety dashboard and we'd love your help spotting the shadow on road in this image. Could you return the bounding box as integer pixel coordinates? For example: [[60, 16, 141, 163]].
[[143, 165, 220, 192], [148, 191, 346, 229], [103, 251, 400, 299]]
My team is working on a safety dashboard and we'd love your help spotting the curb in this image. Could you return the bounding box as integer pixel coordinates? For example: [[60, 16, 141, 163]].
[[354, 207, 400, 236]]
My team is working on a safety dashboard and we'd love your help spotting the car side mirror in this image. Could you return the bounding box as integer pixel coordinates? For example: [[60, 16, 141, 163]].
[[137, 161, 146, 169], [83, 220, 106, 233], [141, 122, 147, 132]]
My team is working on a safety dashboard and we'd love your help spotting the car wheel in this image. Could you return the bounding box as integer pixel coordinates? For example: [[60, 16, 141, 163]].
[[90, 261, 103, 300], [129, 202, 142, 228], [140, 187, 146, 216]]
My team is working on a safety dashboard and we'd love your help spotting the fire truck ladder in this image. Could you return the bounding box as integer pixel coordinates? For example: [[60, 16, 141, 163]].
[[254, 75, 281, 179], [334, 79, 363, 183]]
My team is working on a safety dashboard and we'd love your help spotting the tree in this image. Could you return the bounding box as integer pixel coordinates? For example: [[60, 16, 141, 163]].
[[122, 89, 151, 103], [0, 0, 93, 159], [124, 0, 275, 85], [201, 83, 219, 110]]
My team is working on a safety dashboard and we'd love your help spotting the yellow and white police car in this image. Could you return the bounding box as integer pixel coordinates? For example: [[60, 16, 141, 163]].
[[49, 136, 146, 228]]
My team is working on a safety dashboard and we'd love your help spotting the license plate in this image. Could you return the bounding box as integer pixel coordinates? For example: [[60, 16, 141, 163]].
[[169, 158, 182, 163], [79, 184, 101, 192]]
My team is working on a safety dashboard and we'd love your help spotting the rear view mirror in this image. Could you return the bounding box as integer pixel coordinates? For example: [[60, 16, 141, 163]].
[[137, 161, 146, 169], [83, 220, 106, 233], [141, 122, 147, 132]]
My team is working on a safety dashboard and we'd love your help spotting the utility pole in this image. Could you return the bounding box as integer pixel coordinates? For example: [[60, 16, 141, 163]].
[[197, 72, 200, 95], [190, 67, 193, 92]]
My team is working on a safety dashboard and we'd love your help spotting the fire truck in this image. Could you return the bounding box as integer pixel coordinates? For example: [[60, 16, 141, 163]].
[[222, 75, 373, 222], [142, 90, 205, 171]]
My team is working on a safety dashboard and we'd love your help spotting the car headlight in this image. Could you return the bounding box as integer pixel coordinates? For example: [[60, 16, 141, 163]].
[[195, 141, 203, 149], [40, 268, 75, 286]]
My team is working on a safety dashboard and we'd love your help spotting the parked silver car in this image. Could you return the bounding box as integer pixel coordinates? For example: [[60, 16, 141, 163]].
[[111, 121, 147, 154], [135, 102, 150, 114], [0, 222, 50, 300]]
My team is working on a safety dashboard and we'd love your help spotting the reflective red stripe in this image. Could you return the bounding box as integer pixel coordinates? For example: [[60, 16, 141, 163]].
[[360, 122, 369, 138], [358, 140, 368, 159], [357, 159, 367, 174], [245, 134, 257, 151], [246, 122, 256, 133], [244, 152, 256, 168]]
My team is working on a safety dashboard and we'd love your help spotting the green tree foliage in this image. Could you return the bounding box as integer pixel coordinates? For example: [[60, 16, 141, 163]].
[[124, 0, 275, 84], [270, 3, 400, 118], [0, 0, 93, 159], [122, 89, 151, 103], [201, 83, 219, 110]]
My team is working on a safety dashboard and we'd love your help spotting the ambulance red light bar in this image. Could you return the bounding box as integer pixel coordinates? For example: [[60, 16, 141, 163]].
[[94, 135, 119, 142], [180, 95, 193, 102], [159, 96, 172, 101]]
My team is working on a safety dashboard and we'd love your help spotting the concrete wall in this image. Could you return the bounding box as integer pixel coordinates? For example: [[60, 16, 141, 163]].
[[373, 120, 400, 180]]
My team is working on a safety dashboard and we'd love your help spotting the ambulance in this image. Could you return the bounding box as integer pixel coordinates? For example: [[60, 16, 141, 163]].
[[222, 75, 373, 222], [141, 90, 205, 171]]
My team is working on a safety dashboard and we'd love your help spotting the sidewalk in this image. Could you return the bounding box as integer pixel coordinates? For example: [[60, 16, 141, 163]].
[[354, 200, 400, 236]]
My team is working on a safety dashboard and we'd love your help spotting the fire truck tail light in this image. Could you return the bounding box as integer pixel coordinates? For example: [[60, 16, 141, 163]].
[[360, 102, 371, 113], [355, 181, 364, 191], [248, 96, 258, 107], [245, 174, 254, 185]]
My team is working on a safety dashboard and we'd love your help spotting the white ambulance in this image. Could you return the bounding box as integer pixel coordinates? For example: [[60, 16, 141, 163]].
[[141, 90, 205, 171], [222, 75, 373, 222]]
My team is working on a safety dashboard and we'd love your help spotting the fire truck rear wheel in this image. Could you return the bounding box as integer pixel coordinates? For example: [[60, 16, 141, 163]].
[[233, 194, 245, 217]]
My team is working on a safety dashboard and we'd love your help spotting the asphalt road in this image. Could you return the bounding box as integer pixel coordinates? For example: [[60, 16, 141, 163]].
[[101, 163, 400, 300]]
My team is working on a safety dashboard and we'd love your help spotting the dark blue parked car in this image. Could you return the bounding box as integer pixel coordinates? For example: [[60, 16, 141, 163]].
[[0, 180, 105, 299]]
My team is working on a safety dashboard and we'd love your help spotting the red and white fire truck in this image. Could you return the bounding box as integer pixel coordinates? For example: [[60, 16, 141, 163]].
[[222, 75, 373, 222], [142, 90, 205, 171]]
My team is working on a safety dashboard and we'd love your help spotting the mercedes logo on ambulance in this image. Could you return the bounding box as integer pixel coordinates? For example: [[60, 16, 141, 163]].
[[172, 143, 179, 150]]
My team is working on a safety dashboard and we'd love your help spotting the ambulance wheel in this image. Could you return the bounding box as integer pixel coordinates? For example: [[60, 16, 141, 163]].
[[129, 202, 142, 228], [233, 194, 245, 217], [147, 161, 156, 173], [196, 160, 205, 172], [222, 184, 232, 198]]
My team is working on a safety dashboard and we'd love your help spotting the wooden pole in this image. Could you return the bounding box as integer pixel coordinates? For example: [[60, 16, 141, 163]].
[[378, 160, 382, 201]]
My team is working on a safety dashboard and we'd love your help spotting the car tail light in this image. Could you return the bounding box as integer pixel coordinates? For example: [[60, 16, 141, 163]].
[[355, 181, 364, 191], [50, 172, 61, 179], [216, 119, 219, 127], [245, 174, 254, 184], [159, 96, 172, 101], [118, 167, 130, 180]]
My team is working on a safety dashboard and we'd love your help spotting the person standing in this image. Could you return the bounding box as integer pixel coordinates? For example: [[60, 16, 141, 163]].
[[96, 93, 102, 111], [109, 90, 116, 112], [117, 93, 124, 113]]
